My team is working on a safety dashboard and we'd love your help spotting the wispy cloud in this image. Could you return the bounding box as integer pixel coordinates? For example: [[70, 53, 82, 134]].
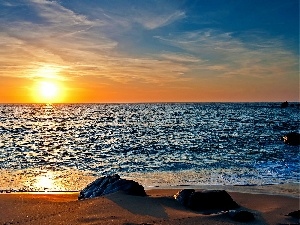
[[0, 0, 190, 85], [29, 0, 94, 26], [155, 29, 298, 79], [135, 10, 185, 30], [0, 1, 113, 77], [159, 52, 202, 63], [89, 1, 186, 30]]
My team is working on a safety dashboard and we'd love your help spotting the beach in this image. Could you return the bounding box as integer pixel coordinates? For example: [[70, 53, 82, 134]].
[[0, 185, 299, 225]]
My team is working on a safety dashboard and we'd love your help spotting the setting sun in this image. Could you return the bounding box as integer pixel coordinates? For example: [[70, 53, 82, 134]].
[[28, 64, 68, 103], [32, 80, 65, 103], [40, 81, 58, 99]]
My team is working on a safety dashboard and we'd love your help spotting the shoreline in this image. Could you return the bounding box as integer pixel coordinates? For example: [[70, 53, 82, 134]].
[[1, 182, 298, 198]]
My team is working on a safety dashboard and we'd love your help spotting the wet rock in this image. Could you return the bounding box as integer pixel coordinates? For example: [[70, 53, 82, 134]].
[[78, 174, 146, 200], [174, 189, 194, 206], [228, 210, 255, 222], [282, 132, 300, 146], [286, 210, 300, 219], [174, 189, 239, 211]]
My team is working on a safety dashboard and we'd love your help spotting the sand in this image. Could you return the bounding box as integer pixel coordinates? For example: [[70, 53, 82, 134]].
[[0, 188, 299, 225]]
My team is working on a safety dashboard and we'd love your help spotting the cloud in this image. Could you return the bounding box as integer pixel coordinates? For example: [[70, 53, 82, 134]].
[[93, 1, 186, 30], [69, 55, 191, 85], [0, 1, 114, 78], [29, 0, 93, 26], [159, 52, 202, 63], [135, 10, 185, 30], [0, 0, 191, 86], [154, 29, 298, 79]]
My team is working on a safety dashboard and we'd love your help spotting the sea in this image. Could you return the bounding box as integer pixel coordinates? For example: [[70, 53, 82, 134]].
[[0, 103, 299, 192]]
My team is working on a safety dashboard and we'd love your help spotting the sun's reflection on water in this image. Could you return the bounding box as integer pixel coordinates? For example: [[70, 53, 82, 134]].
[[34, 172, 56, 191], [0, 168, 96, 192]]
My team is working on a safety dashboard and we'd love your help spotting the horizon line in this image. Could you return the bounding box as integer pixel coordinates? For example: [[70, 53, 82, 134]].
[[0, 101, 298, 105]]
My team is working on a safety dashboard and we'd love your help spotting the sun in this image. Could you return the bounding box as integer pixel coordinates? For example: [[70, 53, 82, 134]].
[[39, 81, 58, 99], [30, 64, 67, 103], [33, 80, 63, 103]]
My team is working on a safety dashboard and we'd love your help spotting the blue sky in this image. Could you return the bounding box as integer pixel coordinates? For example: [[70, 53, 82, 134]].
[[0, 0, 299, 102]]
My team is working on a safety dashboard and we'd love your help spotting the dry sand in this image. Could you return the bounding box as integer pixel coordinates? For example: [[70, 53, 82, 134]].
[[0, 188, 299, 225]]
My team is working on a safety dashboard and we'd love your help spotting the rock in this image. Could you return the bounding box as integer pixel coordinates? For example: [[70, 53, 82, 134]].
[[78, 174, 146, 200], [282, 132, 300, 146], [286, 210, 300, 219], [174, 189, 239, 211], [281, 101, 289, 108], [174, 189, 194, 206], [228, 210, 255, 222]]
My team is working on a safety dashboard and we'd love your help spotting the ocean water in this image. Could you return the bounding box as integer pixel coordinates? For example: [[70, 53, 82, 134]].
[[0, 103, 299, 191]]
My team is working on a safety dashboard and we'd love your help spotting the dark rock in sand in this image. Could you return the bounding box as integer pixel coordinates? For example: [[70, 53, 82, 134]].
[[174, 189, 194, 206], [228, 210, 255, 222], [174, 189, 239, 211], [78, 174, 146, 200], [286, 210, 300, 219], [282, 132, 300, 146]]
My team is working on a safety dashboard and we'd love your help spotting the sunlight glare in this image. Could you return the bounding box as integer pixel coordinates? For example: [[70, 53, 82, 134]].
[[31, 64, 67, 103], [33, 80, 64, 103], [39, 81, 58, 99], [35, 174, 55, 191]]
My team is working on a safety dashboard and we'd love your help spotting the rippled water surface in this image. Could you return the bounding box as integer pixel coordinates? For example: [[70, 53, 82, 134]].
[[0, 103, 299, 191]]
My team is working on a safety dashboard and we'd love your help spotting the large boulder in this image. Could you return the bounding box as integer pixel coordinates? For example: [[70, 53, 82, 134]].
[[78, 174, 146, 200], [174, 189, 239, 211], [282, 132, 300, 146]]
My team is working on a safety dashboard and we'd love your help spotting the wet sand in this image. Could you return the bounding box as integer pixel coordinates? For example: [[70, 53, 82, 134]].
[[0, 187, 299, 225]]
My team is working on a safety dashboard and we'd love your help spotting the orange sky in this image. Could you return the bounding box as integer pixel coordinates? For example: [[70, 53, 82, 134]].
[[0, 70, 298, 103], [0, 1, 299, 103]]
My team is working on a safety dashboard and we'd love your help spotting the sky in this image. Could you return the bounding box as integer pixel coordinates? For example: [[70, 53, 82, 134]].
[[0, 0, 299, 103]]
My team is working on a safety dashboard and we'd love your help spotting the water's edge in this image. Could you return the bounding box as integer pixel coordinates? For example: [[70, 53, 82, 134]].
[[1, 183, 298, 198]]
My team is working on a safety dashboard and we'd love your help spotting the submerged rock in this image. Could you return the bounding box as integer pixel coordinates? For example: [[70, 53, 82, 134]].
[[281, 101, 289, 108], [286, 210, 300, 219], [174, 189, 239, 211], [228, 210, 255, 222], [78, 174, 146, 200], [282, 132, 300, 146]]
